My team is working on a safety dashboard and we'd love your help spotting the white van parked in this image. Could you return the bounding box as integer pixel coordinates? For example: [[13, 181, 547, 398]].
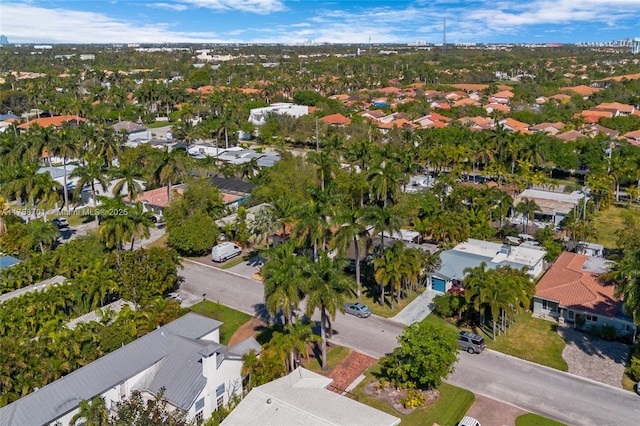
[[211, 242, 242, 263]]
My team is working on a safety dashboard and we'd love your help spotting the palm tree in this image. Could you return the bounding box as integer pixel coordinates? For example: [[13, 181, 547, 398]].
[[515, 197, 540, 233], [373, 241, 405, 308], [367, 160, 401, 207], [25, 219, 60, 254], [611, 250, 640, 323], [71, 154, 110, 228], [29, 171, 62, 221], [307, 150, 339, 192], [126, 202, 153, 250], [97, 196, 135, 250], [262, 242, 304, 325], [332, 206, 371, 298], [153, 147, 188, 204], [110, 159, 144, 201], [284, 320, 321, 365], [69, 396, 108, 426], [268, 197, 296, 243], [249, 208, 279, 248], [303, 253, 354, 371], [292, 194, 330, 261], [48, 123, 82, 215], [364, 205, 401, 257]]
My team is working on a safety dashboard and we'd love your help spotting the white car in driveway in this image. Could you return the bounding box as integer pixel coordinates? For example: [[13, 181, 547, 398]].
[[168, 292, 182, 304]]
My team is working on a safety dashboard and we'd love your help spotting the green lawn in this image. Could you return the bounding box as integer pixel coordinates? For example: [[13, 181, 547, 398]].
[[220, 255, 248, 269], [352, 363, 475, 426], [621, 374, 636, 392], [189, 300, 252, 345], [515, 413, 567, 426], [145, 121, 174, 128], [343, 290, 422, 318], [477, 313, 568, 371], [303, 344, 351, 374], [593, 203, 640, 249]]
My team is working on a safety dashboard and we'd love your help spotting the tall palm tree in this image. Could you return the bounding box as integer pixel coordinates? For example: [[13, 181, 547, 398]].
[[268, 197, 296, 243], [110, 159, 144, 201], [373, 241, 405, 308], [126, 202, 153, 250], [153, 147, 188, 204], [367, 159, 401, 208], [332, 206, 371, 298], [262, 242, 304, 325], [292, 194, 330, 261], [29, 171, 62, 221], [303, 253, 354, 371], [515, 197, 540, 233], [306, 150, 339, 192], [364, 205, 401, 256], [97, 196, 135, 250], [48, 123, 82, 215], [25, 219, 60, 255], [71, 154, 110, 229], [611, 249, 640, 323]]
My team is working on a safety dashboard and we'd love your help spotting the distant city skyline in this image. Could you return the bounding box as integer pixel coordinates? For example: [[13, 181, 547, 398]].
[[1, 1, 639, 45]]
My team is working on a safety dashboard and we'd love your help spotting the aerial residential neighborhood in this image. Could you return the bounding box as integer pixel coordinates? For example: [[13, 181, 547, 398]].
[[2, 2, 640, 426]]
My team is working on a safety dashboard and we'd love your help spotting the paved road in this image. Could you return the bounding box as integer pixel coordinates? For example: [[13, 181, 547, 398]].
[[449, 350, 640, 426], [179, 260, 640, 426]]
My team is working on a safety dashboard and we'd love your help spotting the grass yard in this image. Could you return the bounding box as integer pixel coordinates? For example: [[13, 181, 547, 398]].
[[302, 345, 351, 374], [220, 255, 247, 269], [189, 300, 252, 345], [593, 203, 640, 249], [621, 374, 636, 392], [352, 363, 475, 426], [477, 313, 568, 371], [146, 234, 168, 248], [343, 290, 422, 318], [515, 413, 567, 426]]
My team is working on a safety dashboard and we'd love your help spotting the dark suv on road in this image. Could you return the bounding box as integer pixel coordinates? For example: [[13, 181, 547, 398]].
[[456, 331, 486, 354]]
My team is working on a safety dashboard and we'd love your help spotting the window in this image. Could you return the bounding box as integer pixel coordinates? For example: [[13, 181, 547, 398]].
[[216, 383, 225, 397], [541, 299, 554, 311], [216, 396, 224, 409], [195, 411, 203, 425], [586, 314, 598, 322], [195, 397, 204, 412]]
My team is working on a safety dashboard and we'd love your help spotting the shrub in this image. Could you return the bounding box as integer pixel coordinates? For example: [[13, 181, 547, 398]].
[[401, 388, 425, 409], [629, 356, 640, 382]]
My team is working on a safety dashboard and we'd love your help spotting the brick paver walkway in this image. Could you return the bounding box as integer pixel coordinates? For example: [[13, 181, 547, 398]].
[[327, 350, 377, 391]]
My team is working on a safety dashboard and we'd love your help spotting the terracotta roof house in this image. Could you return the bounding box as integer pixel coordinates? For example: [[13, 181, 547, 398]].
[[500, 118, 531, 134], [379, 112, 410, 124], [414, 113, 452, 129], [319, 113, 351, 126], [529, 122, 565, 135], [489, 90, 515, 104], [17, 115, 86, 130], [535, 96, 548, 104], [585, 124, 619, 139], [430, 101, 451, 110], [576, 109, 613, 123], [549, 93, 572, 103], [444, 91, 467, 101], [377, 118, 417, 132], [458, 116, 493, 131], [623, 130, 640, 147], [560, 85, 602, 98], [484, 103, 511, 114], [533, 252, 636, 337], [357, 110, 383, 121], [453, 98, 480, 107], [378, 86, 402, 95], [555, 129, 585, 142], [592, 102, 636, 116], [329, 94, 352, 102]]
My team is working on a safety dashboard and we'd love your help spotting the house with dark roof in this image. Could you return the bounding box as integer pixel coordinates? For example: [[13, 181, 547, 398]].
[[0, 313, 259, 425], [533, 252, 636, 338]]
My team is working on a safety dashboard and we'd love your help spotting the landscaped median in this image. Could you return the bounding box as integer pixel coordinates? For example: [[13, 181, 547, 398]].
[[351, 363, 475, 426]]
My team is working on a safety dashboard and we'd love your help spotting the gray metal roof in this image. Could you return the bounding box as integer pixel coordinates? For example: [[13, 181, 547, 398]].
[[0, 255, 20, 270], [0, 313, 222, 426], [0, 275, 66, 303]]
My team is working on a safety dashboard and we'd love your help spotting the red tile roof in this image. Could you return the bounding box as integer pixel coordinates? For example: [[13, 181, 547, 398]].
[[17, 115, 86, 129], [535, 252, 619, 317], [319, 113, 351, 126], [560, 85, 602, 97]]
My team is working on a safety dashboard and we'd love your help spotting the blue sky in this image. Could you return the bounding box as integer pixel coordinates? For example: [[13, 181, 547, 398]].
[[1, 1, 639, 45]]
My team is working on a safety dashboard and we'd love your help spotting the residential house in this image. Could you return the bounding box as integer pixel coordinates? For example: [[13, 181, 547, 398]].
[[429, 239, 546, 293], [584, 124, 619, 140], [17, 115, 87, 131], [484, 103, 511, 115], [0, 275, 66, 304], [0, 313, 260, 426], [222, 367, 400, 426], [111, 120, 149, 143], [575, 109, 613, 123], [555, 129, 585, 142], [453, 97, 480, 107], [549, 93, 572, 103], [489, 90, 515, 104], [500, 118, 531, 134], [319, 113, 351, 126], [414, 113, 452, 129], [457, 116, 493, 131], [560, 85, 602, 98], [248, 103, 309, 126], [533, 252, 636, 338], [592, 102, 636, 116], [529, 122, 565, 135], [358, 109, 385, 121], [623, 129, 640, 147], [513, 188, 585, 226]]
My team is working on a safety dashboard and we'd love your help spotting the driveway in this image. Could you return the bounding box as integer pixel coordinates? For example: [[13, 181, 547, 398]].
[[557, 325, 630, 388], [390, 289, 438, 325]]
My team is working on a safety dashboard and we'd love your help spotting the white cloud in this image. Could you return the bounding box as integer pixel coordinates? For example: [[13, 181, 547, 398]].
[[180, 0, 286, 14], [0, 2, 234, 43], [148, 3, 189, 11]]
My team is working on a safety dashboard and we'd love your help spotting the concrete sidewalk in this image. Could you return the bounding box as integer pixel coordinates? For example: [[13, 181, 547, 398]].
[[390, 289, 438, 325]]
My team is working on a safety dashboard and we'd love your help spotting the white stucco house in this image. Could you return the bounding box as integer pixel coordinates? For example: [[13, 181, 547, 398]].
[[248, 103, 309, 126], [0, 313, 260, 425]]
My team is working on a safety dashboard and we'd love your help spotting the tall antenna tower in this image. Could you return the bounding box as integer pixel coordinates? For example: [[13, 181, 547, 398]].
[[442, 19, 447, 54]]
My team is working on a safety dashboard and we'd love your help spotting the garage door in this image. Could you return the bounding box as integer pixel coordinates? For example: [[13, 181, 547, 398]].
[[432, 277, 446, 293]]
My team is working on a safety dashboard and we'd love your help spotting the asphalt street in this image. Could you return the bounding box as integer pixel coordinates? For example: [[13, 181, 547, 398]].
[[179, 259, 640, 426]]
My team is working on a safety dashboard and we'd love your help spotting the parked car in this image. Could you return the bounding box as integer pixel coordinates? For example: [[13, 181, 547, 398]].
[[458, 416, 481, 426], [456, 331, 486, 354], [344, 302, 371, 318], [51, 217, 69, 228], [636, 383, 640, 396], [168, 292, 182, 304], [211, 242, 242, 262]]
